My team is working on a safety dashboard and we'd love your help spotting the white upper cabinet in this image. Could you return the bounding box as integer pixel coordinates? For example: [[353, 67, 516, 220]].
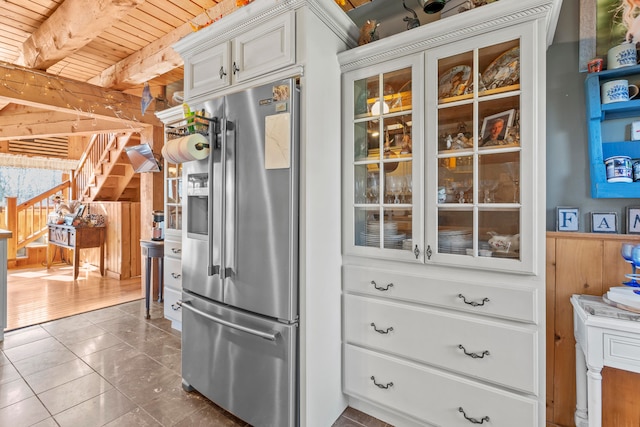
[[178, 10, 295, 101], [340, 1, 559, 275]]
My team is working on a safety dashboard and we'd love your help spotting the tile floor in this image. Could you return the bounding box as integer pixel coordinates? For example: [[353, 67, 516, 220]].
[[0, 299, 391, 427]]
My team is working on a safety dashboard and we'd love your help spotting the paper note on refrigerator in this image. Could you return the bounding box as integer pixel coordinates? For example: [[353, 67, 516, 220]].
[[265, 113, 291, 169]]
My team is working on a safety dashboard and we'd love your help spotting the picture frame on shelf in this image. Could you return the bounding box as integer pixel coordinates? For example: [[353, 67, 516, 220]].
[[480, 109, 515, 147], [591, 212, 618, 233], [626, 206, 640, 234], [557, 207, 579, 232]]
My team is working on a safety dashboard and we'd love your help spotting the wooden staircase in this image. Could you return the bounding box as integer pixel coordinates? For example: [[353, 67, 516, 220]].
[[74, 132, 141, 202], [5, 131, 144, 267]]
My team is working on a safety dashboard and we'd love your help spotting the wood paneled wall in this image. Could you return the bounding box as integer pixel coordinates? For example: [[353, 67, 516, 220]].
[[83, 202, 140, 279], [546, 232, 640, 427]]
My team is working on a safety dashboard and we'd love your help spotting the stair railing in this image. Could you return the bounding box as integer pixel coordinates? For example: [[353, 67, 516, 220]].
[[73, 133, 114, 201], [4, 180, 72, 261]]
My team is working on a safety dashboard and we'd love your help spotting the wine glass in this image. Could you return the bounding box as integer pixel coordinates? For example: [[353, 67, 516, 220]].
[[387, 176, 402, 204], [628, 245, 640, 287], [621, 243, 637, 286], [367, 173, 379, 204], [503, 162, 520, 203]]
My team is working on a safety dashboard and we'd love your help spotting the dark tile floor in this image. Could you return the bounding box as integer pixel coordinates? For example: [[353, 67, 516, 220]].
[[0, 299, 390, 427]]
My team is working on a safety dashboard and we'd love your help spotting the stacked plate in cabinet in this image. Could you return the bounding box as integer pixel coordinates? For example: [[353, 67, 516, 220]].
[[438, 229, 472, 254], [361, 221, 406, 249]]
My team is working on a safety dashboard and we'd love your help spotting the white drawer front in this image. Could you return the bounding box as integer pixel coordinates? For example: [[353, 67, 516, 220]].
[[344, 344, 537, 427], [164, 239, 182, 259], [163, 287, 182, 327], [344, 294, 537, 394], [164, 257, 182, 290], [343, 265, 537, 323], [604, 332, 640, 372]]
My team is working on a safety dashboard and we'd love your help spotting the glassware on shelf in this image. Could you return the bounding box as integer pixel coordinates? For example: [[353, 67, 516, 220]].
[[480, 179, 499, 203], [387, 176, 403, 204], [623, 243, 640, 286], [451, 179, 473, 204], [503, 162, 520, 203], [367, 173, 379, 204]]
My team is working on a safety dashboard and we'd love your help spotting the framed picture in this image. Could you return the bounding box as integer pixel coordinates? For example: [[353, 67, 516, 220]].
[[626, 206, 640, 234], [557, 207, 579, 232], [579, 0, 633, 72], [591, 212, 618, 233], [480, 109, 515, 147]]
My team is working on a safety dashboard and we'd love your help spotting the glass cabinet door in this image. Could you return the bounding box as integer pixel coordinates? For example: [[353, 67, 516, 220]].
[[165, 161, 183, 232], [346, 57, 420, 259], [431, 37, 525, 267]]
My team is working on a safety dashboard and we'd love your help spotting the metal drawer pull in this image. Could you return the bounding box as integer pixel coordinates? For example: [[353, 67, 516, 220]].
[[457, 294, 490, 307], [370, 376, 393, 389], [458, 407, 490, 424], [458, 344, 490, 359], [171, 300, 182, 311], [171, 248, 181, 254], [371, 280, 393, 291], [171, 273, 181, 279], [219, 66, 226, 79], [370, 323, 393, 334]]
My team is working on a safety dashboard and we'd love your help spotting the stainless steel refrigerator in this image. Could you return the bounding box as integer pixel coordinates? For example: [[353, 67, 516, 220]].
[[181, 78, 299, 427]]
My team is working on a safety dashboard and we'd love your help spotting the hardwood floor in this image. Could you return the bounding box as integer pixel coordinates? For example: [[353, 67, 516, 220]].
[[6, 263, 143, 331]]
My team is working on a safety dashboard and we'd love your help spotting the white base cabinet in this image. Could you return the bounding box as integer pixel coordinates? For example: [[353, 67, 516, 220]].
[[339, 1, 562, 425]]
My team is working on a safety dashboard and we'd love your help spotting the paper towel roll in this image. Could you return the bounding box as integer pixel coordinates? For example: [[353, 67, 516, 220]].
[[163, 134, 210, 163]]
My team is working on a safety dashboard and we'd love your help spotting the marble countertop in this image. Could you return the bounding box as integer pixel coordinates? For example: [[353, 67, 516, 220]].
[[575, 294, 640, 322]]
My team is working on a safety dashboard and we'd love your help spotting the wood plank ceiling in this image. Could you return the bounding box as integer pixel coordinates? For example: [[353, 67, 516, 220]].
[[0, 0, 369, 159]]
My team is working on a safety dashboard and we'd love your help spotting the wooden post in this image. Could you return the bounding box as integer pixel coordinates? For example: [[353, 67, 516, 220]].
[[139, 125, 164, 298], [5, 197, 17, 263]]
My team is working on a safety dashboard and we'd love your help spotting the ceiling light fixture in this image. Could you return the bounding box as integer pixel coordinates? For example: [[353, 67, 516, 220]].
[[418, 0, 448, 14]]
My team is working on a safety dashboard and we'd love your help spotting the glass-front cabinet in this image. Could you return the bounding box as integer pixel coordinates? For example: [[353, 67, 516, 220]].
[[427, 30, 532, 273], [344, 23, 537, 273], [164, 161, 182, 234], [345, 55, 421, 262]]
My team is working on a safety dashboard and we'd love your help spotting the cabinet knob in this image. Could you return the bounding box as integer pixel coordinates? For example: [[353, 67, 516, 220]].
[[219, 66, 227, 79], [171, 273, 181, 279], [171, 300, 182, 311], [233, 62, 240, 75], [171, 248, 181, 254]]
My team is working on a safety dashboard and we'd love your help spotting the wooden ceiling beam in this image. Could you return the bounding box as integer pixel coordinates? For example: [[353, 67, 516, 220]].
[[0, 106, 145, 141], [88, 0, 238, 90], [18, 0, 146, 70], [0, 61, 158, 127]]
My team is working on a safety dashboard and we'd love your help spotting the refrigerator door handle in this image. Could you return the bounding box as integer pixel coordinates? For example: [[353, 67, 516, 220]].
[[182, 300, 280, 341], [220, 118, 228, 279], [208, 118, 220, 277]]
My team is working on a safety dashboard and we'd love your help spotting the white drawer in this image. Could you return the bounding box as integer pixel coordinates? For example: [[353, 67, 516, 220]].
[[164, 257, 182, 291], [604, 332, 640, 372], [344, 344, 538, 427], [163, 287, 182, 329], [164, 239, 182, 259], [343, 265, 537, 323], [344, 294, 537, 394]]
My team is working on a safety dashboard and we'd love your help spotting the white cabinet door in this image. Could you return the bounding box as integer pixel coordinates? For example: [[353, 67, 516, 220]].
[[233, 11, 295, 83], [341, 54, 423, 263], [184, 42, 230, 100], [425, 22, 538, 274]]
